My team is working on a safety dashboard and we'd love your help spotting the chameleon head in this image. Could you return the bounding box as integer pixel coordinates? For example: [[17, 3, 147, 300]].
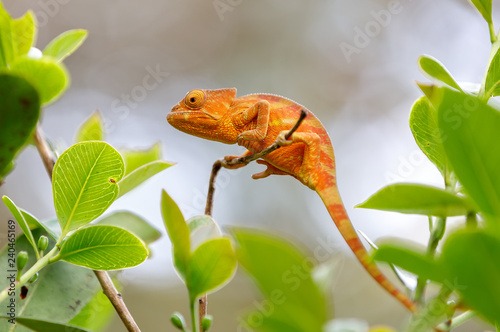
[[167, 88, 237, 142]]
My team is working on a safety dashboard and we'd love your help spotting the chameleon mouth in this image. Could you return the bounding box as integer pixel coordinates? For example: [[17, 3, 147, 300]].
[[166, 109, 219, 132]]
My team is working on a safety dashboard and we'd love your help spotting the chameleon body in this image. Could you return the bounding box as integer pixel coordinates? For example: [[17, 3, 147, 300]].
[[167, 88, 416, 312]]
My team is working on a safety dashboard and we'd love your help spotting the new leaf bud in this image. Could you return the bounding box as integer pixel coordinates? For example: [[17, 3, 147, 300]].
[[17, 251, 28, 272], [37, 235, 48, 251], [170, 312, 186, 330], [201, 315, 213, 331]]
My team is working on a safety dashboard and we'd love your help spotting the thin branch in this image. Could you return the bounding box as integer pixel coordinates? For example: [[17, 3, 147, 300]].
[[204, 161, 222, 217], [200, 109, 307, 331], [94, 270, 141, 332], [198, 295, 208, 331], [33, 123, 141, 332], [437, 310, 477, 331], [33, 124, 55, 180]]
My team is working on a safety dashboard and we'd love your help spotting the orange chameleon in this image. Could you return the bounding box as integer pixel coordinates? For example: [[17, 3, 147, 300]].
[[167, 88, 416, 312]]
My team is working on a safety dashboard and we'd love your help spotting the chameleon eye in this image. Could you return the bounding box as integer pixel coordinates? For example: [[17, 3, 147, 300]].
[[184, 89, 206, 109]]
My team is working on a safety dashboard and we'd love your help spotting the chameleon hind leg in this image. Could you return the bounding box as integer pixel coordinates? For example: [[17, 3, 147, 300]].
[[276, 131, 321, 189]]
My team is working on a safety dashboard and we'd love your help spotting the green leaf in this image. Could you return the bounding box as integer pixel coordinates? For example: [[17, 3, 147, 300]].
[[9, 55, 69, 105], [75, 111, 104, 142], [0, 317, 91, 332], [430, 87, 500, 221], [418, 55, 462, 91], [12, 10, 36, 58], [234, 230, 327, 332], [58, 225, 148, 270], [187, 215, 222, 251], [0, 3, 13, 68], [440, 229, 500, 325], [0, 5, 35, 67], [373, 244, 444, 283], [409, 97, 448, 176], [122, 142, 162, 175], [161, 190, 190, 279], [187, 237, 236, 300], [43, 29, 87, 62], [96, 211, 161, 245], [356, 183, 474, 217], [67, 282, 115, 331], [467, 0, 492, 24], [2, 196, 38, 256], [0, 229, 101, 331], [53, 142, 124, 234], [117, 160, 173, 198], [0, 73, 40, 182], [22, 210, 60, 241], [483, 42, 500, 97]]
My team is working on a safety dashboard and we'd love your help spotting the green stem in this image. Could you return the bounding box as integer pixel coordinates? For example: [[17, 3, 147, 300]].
[[479, 39, 500, 100], [190, 297, 198, 332], [0, 245, 59, 303], [414, 217, 446, 304], [466, 212, 478, 228], [437, 310, 477, 331], [489, 21, 496, 43]]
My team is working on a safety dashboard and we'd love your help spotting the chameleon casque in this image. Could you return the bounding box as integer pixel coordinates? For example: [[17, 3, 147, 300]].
[[167, 88, 416, 312]]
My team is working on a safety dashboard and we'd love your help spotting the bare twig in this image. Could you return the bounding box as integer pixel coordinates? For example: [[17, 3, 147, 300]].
[[33, 124, 141, 332], [33, 124, 55, 180], [204, 160, 222, 217], [200, 109, 307, 330], [94, 270, 141, 332]]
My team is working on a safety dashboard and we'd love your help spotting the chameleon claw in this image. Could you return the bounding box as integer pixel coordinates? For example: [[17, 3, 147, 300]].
[[221, 155, 247, 169]]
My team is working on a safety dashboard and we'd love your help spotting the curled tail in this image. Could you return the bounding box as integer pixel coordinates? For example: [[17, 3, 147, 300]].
[[317, 185, 417, 312]]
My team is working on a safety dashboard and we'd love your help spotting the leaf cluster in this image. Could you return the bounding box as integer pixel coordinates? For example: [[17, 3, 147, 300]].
[[0, 7, 172, 327], [356, 1, 500, 328]]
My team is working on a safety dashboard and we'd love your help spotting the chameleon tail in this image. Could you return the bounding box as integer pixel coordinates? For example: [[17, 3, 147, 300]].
[[317, 185, 417, 312]]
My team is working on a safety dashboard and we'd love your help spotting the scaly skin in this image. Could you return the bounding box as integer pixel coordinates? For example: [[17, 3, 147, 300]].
[[167, 88, 416, 312]]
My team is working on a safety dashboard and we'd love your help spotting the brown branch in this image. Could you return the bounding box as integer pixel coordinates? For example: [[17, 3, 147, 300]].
[[33, 124, 55, 180], [33, 124, 141, 332], [200, 109, 307, 331], [94, 270, 141, 332]]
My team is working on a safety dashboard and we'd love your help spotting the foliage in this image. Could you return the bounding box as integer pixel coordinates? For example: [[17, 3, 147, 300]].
[[0, 2, 78, 181], [233, 230, 331, 332], [0, 4, 171, 331], [162, 191, 237, 332], [2, 0, 500, 331], [357, 0, 500, 328]]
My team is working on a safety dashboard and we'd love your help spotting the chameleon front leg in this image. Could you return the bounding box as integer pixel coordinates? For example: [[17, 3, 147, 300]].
[[222, 150, 253, 169], [234, 100, 271, 143]]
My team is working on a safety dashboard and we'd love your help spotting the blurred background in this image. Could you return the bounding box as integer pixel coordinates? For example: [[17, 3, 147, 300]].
[[1, 0, 496, 330]]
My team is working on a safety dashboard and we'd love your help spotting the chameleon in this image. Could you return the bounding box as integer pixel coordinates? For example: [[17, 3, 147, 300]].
[[167, 88, 416, 312]]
